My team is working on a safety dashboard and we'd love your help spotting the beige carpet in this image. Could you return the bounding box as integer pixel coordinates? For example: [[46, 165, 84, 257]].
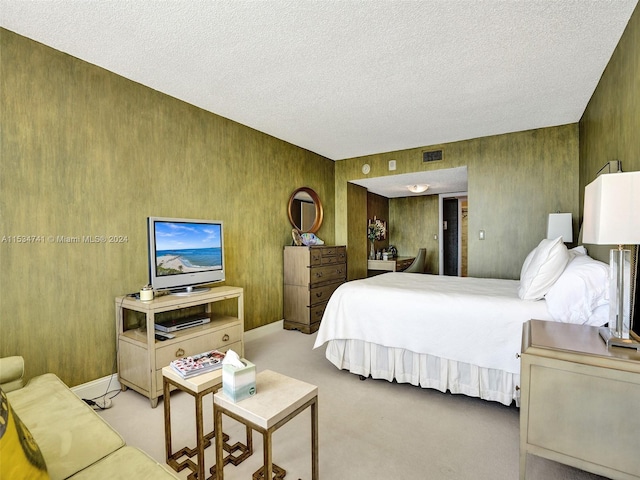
[[99, 327, 607, 479]]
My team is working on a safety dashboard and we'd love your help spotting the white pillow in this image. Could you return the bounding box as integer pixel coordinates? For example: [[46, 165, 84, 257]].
[[518, 237, 570, 300], [544, 255, 610, 325], [569, 245, 587, 257]]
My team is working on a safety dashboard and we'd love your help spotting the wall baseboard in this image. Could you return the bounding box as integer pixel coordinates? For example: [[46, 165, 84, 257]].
[[71, 373, 121, 400], [72, 320, 283, 399], [244, 319, 283, 343]]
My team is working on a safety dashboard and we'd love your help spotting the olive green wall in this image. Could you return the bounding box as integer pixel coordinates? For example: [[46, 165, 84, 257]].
[[579, 3, 640, 220], [336, 124, 580, 280], [0, 29, 335, 386], [389, 195, 440, 274], [346, 183, 368, 279]]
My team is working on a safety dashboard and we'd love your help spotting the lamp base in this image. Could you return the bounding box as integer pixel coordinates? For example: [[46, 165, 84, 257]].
[[598, 327, 640, 350]]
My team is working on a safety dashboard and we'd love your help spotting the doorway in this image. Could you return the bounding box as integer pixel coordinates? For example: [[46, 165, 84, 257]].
[[439, 193, 468, 276]]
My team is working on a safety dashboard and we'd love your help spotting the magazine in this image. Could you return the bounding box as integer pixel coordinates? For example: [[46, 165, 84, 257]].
[[170, 349, 225, 378]]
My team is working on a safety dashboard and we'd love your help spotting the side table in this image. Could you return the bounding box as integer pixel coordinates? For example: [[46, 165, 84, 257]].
[[520, 320, 640, 479], [213, 370, 319, 480], [162, 366, 230, 480]]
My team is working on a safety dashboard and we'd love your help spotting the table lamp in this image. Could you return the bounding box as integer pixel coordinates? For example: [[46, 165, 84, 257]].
[[582, 170, 640, 348], [546, 213, 573, 243]]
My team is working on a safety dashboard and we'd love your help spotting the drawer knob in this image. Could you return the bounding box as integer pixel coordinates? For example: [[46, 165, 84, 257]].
[[315, 292, 323, 298], [222, 334, 230, 342], [175, 348, 185, 358], [516, 353, 521, 359]]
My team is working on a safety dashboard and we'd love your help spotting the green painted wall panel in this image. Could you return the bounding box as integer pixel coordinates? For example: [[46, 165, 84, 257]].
[[579, 4, 640, 215], [0, 29, 335, 386], [347, 183, 367, 280], [389, 195, 440, 274], [336, 125, 579, 280]]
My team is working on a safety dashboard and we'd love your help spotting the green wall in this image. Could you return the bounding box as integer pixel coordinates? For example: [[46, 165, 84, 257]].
[[389, 195, 440, 275], [579, 4, 640, 211], [346, 183, 368, 279], [336, 125, 579, 280], [0, 29, 335, 386]]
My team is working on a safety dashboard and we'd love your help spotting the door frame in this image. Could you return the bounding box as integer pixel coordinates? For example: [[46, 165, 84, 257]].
[[438, 192, 468, 276]]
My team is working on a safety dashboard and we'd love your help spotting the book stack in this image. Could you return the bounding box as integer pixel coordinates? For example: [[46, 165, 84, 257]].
[[170, 349, 225, 378]]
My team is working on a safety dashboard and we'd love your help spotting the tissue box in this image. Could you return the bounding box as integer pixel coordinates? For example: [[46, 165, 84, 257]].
[[222, 359, 256, 402]]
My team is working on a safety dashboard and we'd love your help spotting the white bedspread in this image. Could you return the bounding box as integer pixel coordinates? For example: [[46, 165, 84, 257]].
[[313, 273, 553, 375]]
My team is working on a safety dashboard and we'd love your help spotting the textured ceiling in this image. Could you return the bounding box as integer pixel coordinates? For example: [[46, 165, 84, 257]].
[[1, 0, 637, 162]]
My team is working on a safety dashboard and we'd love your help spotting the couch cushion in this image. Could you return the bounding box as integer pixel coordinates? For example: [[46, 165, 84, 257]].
[[7, 374, 125, 480], [0, 356, 25, 392], [68, 446, 179, 479], [1, 386, 50, 479]]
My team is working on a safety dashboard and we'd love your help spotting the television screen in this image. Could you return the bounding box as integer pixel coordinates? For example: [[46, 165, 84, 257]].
[[148, 217, 225, 293]]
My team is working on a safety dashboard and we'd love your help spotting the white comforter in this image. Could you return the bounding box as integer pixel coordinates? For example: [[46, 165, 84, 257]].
[[313, 273, 553, 375]]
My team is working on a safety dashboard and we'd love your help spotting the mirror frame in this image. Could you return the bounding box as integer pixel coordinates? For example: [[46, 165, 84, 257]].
[[287, 187, 323, 233]]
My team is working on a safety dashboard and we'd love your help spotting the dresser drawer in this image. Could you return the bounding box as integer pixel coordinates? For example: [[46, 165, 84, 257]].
[[309, 302, 328, 326], [155, 324, 242, 367], [320, 247, 347, 265], [309, 264, 346, 286], [309, 246, 347, 266], [309, 281, 342, 307]]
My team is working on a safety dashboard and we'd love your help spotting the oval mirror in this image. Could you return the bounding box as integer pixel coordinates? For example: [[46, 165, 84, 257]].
[[287, 187, 323, 233]]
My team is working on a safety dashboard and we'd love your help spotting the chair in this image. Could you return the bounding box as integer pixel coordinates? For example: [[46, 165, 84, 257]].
[[404, 248, 426, 273]]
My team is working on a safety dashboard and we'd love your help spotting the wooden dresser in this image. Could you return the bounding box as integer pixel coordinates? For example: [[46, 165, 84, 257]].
[[283, 245, 347, 333]]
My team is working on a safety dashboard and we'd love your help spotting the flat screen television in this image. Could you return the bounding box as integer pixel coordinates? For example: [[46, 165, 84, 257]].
[[147, 217, 225, 295]]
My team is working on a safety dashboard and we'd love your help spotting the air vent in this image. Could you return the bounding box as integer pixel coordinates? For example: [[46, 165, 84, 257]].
[[423, 149, 443, 163]]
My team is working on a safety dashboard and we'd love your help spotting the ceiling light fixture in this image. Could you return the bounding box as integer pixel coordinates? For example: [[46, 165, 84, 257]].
[[408, 184, 429, 193]]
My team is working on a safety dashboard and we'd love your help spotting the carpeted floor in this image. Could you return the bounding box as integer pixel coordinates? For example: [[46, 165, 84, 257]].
[[98, 326, 608, 479]]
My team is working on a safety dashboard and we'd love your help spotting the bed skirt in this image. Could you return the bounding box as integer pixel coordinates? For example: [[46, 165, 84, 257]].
[[324, 339, 520, 406]]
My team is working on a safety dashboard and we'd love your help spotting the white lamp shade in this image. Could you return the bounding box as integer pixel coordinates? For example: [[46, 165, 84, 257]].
[[546, 213, 573, 242], [582, 171, 640, 245]]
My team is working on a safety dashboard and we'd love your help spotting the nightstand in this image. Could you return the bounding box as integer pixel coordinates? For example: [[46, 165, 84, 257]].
[[519, 320, 640, 480]]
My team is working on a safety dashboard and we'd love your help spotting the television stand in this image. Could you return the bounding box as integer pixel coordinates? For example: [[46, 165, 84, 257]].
[[170, 286, 211, 296], [116, 285, 244, 407]]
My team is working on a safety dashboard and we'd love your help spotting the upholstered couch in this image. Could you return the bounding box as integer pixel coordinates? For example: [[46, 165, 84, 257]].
[[0, 356, 178, 479]]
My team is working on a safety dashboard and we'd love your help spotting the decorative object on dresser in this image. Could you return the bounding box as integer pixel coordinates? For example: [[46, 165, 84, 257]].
[[115, 286, 244, 407], [582, 166, 640, 349], [283, 245, 347, 334], [519, 320, 640, 479]]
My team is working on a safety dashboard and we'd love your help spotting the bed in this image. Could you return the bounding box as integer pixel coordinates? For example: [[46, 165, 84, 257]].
[[313, 238, 611, 406]]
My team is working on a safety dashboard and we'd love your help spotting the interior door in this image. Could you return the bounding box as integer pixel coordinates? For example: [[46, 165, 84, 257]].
[[443, 198, 459, 276]]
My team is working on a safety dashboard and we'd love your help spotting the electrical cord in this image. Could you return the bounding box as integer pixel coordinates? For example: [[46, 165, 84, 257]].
[[82, 343, 121, 410]]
